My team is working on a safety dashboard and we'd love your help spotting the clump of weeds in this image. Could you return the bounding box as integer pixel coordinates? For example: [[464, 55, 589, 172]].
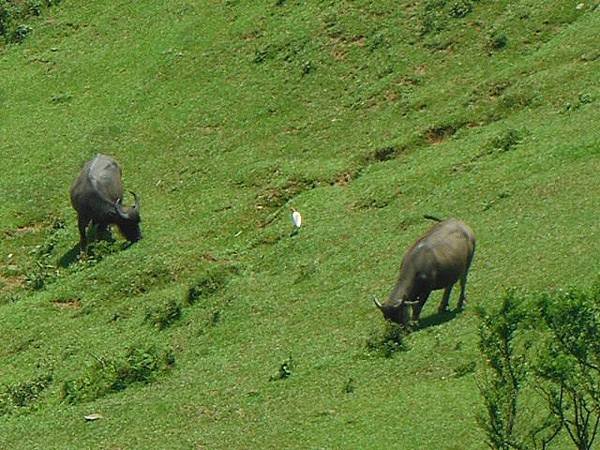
[[0, 373, 53, 416], [270, 355, 294, 381], [61, 345, 175, 404], [144, 299, 182, 330], [186, 265, 237, 306], [365, 321, 410, 358]]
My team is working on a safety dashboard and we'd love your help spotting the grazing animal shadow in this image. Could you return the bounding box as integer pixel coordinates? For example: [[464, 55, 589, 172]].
[[415, 308, 461, 331], [59, 245, 80, 268], [58, 227, 116, 268]]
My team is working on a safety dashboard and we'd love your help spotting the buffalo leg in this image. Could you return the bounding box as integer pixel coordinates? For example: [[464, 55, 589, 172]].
[[457, 274, 468, 309], [412, 291, 430, 321], [438, 285, 454, 313], [77, 215, 90, 253], [92, 221, 111, 241]]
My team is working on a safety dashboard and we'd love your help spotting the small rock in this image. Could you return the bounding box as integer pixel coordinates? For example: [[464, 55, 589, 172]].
[[84, 413, 103, 421], [576, 3, 584, 9]]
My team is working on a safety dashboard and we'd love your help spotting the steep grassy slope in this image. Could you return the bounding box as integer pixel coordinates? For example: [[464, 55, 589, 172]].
[[0, 0, 598, 448]]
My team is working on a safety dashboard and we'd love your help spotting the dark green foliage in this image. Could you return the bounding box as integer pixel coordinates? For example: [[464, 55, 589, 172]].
[[453, 361, 476, 378], [12, 23, 31, 42], [61, 345, 175, 404], [0, 373, 52, 416], [449, 0, 473, 19], [294, 260, 319, 284], [84, 238, 120, 263], [488, 31, 508, 51], [366, 322, 408, 358], [489, 129, 523, 154], [23, 220, 66, 290], [301, 60, 314, 76], [534, 286, 600, 450], [0, 0, 60, 43], [343, 378, 355, 394], [144, 299, 182, 330], [564, 93, 595, 113], [579, 93, 593, 105], [477, 284, 600, 449], [366, 145, 401, 163], [186, 265, 235, 305], [419, 0, 476, 35], [209, 309, 221, 326], [476, 291, 529, 450]]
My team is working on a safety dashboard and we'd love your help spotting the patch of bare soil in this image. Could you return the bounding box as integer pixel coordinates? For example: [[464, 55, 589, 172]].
[[425, 125, 458, 144]]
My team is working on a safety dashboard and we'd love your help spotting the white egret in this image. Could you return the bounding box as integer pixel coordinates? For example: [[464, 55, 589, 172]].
[[290, 208, 302, 235]]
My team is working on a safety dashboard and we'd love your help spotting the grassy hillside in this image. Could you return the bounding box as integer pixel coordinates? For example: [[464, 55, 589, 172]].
[[0, 0, 598, 448]]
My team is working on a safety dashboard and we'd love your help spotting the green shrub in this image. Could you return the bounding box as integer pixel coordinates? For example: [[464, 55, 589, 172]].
[[477, 283, 600, 450]]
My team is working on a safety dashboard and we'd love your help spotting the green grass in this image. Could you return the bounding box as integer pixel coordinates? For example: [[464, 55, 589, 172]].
[[0, 0, 598, 448]]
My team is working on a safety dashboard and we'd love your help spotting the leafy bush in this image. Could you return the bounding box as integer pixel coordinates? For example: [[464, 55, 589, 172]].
[[477, 283, 600, 450], [476, 291, 529, 450]]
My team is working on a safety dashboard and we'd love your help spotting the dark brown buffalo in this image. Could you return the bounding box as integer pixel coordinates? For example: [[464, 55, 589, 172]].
[[374, 217, 475, 325], [70, 154, 141, 252]]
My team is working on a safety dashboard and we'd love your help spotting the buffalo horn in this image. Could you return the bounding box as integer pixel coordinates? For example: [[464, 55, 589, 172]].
[[130, 191, 140, 211], [115, 198, 129, 220], [372, 296, 383, 310]]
